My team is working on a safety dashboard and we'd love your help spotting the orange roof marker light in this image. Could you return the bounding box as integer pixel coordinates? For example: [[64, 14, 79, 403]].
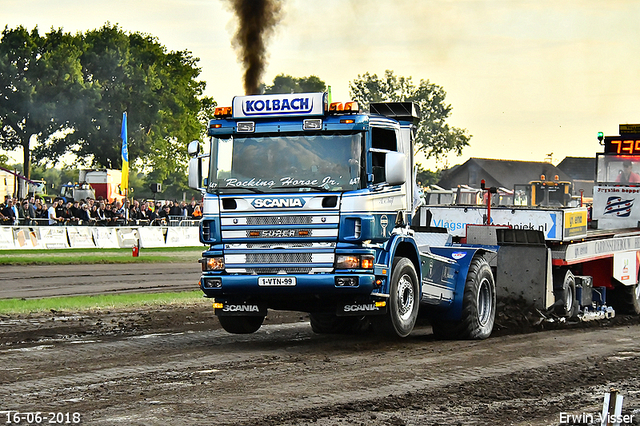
[[214, 106, 232, 118], [329, 102, 344, 113], [343, 102, 359, 113]]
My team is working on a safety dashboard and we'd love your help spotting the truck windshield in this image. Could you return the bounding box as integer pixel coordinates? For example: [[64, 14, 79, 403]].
[[207, 132, 363, 194]]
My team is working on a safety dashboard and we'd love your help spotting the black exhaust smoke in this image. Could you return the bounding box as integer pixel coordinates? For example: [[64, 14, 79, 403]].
[[226, 0, 284, 95]]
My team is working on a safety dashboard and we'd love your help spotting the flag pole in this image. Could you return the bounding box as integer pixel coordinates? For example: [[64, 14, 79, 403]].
[[121, 112, 129, 221]]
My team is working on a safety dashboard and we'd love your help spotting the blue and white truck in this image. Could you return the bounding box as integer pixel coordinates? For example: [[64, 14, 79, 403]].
[[187, 92, 498, 338]]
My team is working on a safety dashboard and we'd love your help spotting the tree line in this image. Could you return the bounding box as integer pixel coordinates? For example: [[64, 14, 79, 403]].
[[0, 24, 469, 197]]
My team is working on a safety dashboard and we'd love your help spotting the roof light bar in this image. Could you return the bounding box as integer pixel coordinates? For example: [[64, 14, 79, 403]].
[[329, 102, 344, 113], [214, 106, 232, 118]]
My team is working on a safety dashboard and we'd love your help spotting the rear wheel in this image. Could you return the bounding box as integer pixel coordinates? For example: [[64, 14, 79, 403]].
[[218, 315, 265, 334], [609, 283, 640, 315], [432, 255, 496, 340], [553, 268, 578, 318], [372, 257, 419, 338]]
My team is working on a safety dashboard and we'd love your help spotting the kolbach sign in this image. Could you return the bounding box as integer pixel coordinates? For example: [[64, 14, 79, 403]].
[[233, 93, 327, 119]]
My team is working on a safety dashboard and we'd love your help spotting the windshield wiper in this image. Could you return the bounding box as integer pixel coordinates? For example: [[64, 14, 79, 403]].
[[212, 186, 266, 194], [271, 185, 326, 192]]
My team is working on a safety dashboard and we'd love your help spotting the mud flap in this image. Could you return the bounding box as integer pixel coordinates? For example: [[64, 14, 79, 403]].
[[214, 300, 267, 316], [336, 299, 388, 316]]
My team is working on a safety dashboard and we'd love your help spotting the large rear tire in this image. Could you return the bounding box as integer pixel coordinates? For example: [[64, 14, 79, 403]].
[[218, 315, 265, 334], [609, 283, 640, 315], [432, 255, 496, 340], [372, 257, 419, 338]]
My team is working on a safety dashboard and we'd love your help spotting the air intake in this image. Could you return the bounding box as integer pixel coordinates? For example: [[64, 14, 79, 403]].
[[369, 102, 420, 123]]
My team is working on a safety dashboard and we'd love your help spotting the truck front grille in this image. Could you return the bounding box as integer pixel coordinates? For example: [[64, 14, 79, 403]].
[[246, 216, 313, 225], [245, 267, 312, 274], [246, 252, 313, 263]]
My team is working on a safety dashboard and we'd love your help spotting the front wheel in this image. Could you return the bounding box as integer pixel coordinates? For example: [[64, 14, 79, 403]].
[[372, 257, 419, 338], [218, 315, 265, 334], [432, 255, 496, 340]]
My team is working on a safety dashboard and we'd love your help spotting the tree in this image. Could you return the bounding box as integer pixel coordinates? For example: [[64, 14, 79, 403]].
[[38, 24, 214, 183], [0, 26, 85, 179], [263, 74, 326, 94], [349, 70, 471, 161], [1, 24, 214, 196], [416, 163, 441, 186]]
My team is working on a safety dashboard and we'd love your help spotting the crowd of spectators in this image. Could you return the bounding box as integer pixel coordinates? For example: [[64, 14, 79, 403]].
[[0, 195, 202, 226]]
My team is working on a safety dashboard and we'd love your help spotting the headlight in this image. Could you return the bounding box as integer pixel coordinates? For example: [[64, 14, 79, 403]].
[[335, 254, 374, 270], [200, 257, 224, 271]]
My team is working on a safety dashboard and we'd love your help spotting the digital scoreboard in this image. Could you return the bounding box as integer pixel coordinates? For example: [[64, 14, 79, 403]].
[[602, 124, 640, 154], [604, 136, 640, 155]]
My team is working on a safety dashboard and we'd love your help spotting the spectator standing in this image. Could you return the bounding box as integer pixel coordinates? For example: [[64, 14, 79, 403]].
[[186, 200, 197, 217], [19, 199, 36, 225], [169, 201, 182, 216], [55, 199, 66, 224], [1, 196, 16, 225], [48, 199, 64, 225], [11, 198, 19, 225], [191, 204, 202, 219], [129, 200, 143, 221], [92, 202, 107, 225], [35, 201, 48, 221], [78, 202, 92, 224], [159, 204, 171, 225]]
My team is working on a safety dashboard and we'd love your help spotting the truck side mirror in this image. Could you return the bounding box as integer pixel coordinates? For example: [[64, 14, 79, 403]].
[[187, 140, 200, 157], [385, 152, 406, 186], [188, 157, 202, 190]]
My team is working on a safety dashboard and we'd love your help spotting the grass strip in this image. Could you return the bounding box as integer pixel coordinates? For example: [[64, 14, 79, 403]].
[[0, 247, 205, 265], [0, 290, 204, 315]]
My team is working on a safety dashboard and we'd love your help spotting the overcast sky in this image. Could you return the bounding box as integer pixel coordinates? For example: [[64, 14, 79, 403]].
[[3, 0, 640, 169]]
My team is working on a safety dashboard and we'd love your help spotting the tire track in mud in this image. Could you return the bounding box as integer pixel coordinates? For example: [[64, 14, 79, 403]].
[[0, 263, 200, 299], [2, 322, 640, 425]]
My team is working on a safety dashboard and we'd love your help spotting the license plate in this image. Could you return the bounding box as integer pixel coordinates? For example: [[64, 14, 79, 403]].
[[258, 276, 297, 286]]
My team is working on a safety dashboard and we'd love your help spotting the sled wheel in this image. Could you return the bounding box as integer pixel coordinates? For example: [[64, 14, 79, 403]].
[[218, 315, 264, 334], [554, 268, 578, 318], [609, 283, 640, 315]]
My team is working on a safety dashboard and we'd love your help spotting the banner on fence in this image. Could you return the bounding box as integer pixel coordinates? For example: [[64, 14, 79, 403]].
[[39, 227, 69, 249], [13, 227, 41, 249], [91, 228, 120, 249], [116, 227, 139, 248], [165, 227, 200, 247], [67, 226, 96, 248], [138, 227, 166, 248], [0, 227, 15, 249]]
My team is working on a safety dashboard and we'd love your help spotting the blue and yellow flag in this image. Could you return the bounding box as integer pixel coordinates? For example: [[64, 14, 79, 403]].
[[120, 112, 129, 194]]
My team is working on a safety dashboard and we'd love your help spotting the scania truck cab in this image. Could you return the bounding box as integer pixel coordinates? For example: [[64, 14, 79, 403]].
[[188, 92, 496, 339]]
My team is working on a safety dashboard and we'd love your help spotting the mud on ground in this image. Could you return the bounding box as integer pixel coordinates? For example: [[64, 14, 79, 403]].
[[3, 304, 640, 425]]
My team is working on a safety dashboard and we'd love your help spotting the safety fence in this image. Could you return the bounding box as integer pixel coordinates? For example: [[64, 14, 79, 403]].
[[0, 225, 203, 250]]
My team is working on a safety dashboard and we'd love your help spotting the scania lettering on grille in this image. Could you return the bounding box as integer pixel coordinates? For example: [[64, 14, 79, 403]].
[[251, 198, 306, 208]]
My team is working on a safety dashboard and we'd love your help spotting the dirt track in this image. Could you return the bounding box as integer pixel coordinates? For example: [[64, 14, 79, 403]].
[[0, 262, 201, 299], [2, 300, 640, 426]]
